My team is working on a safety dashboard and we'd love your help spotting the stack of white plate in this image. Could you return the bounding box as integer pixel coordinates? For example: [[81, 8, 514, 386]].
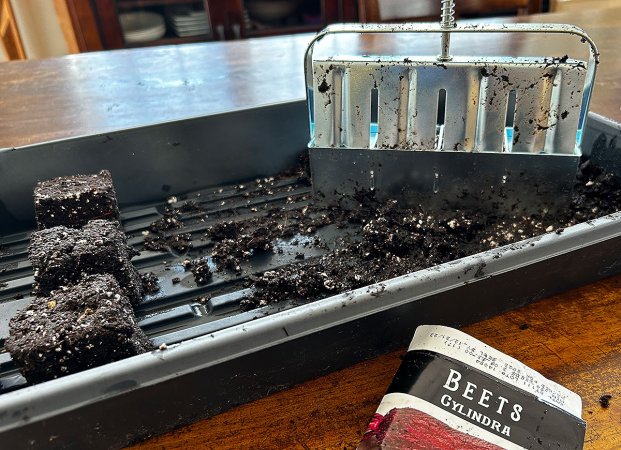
[[120, 11, 166, 44], [169, 8, 211, 37]]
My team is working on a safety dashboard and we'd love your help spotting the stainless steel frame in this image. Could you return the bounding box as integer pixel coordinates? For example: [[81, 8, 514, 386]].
[[305, 22, 599, 214]]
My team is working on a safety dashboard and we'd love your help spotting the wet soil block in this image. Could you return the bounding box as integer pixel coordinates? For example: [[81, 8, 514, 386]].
[[34, 170, 120, 229], [29, 219, 143, 304], [4, 274, 152, 384]]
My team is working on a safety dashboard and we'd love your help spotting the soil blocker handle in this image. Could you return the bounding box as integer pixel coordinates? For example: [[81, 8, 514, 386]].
[[304, 22, 599, 145]]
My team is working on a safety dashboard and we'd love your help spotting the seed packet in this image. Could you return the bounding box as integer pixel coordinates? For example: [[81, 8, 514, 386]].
[[358, 325, 585, 450]]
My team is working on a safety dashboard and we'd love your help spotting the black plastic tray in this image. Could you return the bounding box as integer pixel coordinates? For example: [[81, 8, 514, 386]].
[[0, 102, 620, 449]]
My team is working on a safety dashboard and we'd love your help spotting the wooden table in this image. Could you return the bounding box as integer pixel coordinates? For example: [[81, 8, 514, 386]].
[[1, 6, 620, 450], [1, 7, 620, 149]]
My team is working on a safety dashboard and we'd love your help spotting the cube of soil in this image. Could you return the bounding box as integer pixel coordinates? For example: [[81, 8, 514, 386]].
[[29, 219, 143, 304], [4, 274, 152, 384], [34, 170, 120, 229]]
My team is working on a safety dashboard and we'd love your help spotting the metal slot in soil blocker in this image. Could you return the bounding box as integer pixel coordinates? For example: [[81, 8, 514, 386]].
[[0, 102, 620, 449]]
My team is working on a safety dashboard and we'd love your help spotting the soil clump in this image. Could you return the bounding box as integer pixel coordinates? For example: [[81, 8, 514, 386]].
[[144, 155, 621, 312]]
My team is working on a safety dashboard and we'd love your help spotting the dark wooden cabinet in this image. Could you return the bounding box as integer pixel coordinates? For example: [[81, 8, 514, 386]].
[[66, 0, 358, 51], [91, 0, 213, 49], [212, 0, 358, 39], [64, 1, 543, 52]]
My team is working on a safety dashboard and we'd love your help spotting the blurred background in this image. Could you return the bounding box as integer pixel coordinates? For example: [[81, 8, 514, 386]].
[[0, 0, 604, 61]]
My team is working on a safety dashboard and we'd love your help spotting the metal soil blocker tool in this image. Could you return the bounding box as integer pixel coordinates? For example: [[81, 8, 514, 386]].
[[306, 0, 599, 215]]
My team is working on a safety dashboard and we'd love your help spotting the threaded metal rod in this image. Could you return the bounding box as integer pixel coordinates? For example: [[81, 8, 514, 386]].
[[439, 0, 455, 61]]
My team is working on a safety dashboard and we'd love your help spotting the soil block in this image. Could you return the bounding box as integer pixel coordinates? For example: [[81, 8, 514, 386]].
[[29, 219, 143, 304], [4, 274, 152, 384], [34, 170, 120, 229]]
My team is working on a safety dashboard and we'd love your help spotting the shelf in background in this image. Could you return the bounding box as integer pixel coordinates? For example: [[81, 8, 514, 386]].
[[116, 0, 203, 9], [125, 33, 211, 47], [245, 23, 322, 38], [65, 0, 356, 51]]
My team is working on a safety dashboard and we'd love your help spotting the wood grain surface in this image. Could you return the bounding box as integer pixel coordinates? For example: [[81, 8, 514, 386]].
[[130, 273, 621, 449]]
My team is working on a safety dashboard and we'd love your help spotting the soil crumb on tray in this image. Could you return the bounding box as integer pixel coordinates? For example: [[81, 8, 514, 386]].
[[182, 257, 213, 285], [240, 156, 621, 311], [143, 201, 206, 253], [144, 232, 193, 253], [141, 271, 160, 295], [205, 203, 335, 273], [142, 154, 621, 312]]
